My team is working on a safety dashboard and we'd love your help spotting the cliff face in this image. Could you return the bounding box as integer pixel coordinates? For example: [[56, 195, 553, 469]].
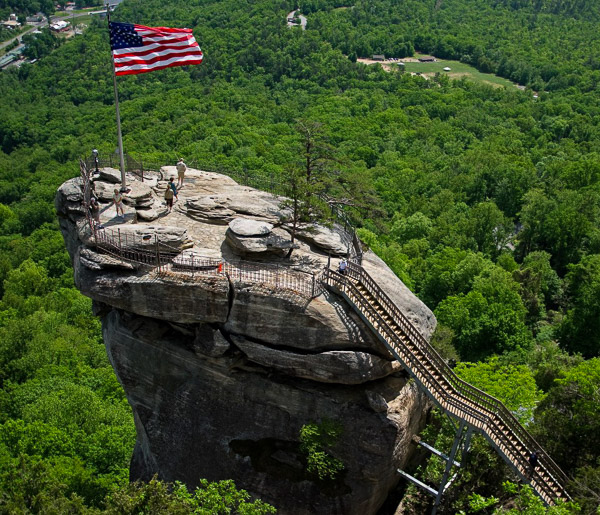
[[56, 167, 436, 514]]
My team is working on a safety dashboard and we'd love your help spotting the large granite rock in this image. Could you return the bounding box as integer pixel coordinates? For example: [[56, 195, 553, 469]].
[[136, 205, 168, 222], [225, 226, 294, 257], [286, 223, 350, 256], [184, 195, 237, 224], [96, 166, 122, 183], [122, 180, 154, 206], [103, 308, 430, 515], [101, 224, 190, 252], [229, 217, 273, 236], [55, 169, 437, 514], [92, 180, 120, 202]]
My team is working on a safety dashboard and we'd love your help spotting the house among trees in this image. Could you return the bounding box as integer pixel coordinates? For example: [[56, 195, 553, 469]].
[[1, 14, 21, 30], [26, 13, 47, 24], [50, 20, 70, 32], [418, 56, 436, 62], [372, 54, 385, 61]]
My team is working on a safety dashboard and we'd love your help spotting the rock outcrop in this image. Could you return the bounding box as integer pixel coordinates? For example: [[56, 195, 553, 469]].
[[56, 167, 436, 515]]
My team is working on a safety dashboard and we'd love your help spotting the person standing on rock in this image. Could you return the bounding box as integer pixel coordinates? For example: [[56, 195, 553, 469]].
[[112, 188, 125, 219], [169, 177, 178, 201], [89, 197, 102, 228], [164, 183, 175, 213], [176, 158, 187, 189]]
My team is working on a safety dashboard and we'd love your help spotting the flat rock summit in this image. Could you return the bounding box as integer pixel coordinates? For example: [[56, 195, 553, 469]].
[[56, 165, 437, 514]]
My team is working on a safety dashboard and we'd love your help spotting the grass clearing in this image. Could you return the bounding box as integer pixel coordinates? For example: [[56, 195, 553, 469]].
[[400, 58, 517, 88]]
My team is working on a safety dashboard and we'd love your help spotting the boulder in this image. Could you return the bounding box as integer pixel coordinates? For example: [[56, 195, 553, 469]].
[[79, 247, 136, 271], [171, 249, 221, 273], [290, 223, 350, 255], [56, 169, 438, 515], [102, 308, 431, 515], [96, 167, 122, 183], [225, 227, 293, 257], [55, 177, 85, 217], [229, 218, 273, 237], [100, 224, 189, 252], [123, 181, 154, 206], [136, 205, 168, 222], [74, 266, 230, 324], [92, 180, 119, 202], [225, 286, 387, 354], [224, 190, 289, 222], [184, 196, 236, 225]]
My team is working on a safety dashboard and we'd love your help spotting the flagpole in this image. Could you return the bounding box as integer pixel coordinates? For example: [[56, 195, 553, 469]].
[[106, 3, 127, 192]]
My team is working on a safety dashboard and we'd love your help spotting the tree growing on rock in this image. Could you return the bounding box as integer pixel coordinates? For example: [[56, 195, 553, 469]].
[[281, 120, 377, 251]]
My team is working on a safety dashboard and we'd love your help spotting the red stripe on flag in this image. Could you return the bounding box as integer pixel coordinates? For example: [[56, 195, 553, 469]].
[[114, 43, 200, 59], [134, 24, 193, 34], [115, 58, 204, 76], [115, 49, 203, 67]]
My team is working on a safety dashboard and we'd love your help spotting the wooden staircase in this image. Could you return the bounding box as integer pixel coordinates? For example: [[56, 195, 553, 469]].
[[322, 261, 570, 506]]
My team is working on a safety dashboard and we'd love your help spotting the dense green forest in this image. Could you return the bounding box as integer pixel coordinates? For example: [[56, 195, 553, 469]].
[[0, 0, 599, 512]]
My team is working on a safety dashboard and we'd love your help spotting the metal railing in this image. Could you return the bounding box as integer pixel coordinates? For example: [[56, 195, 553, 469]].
[[323, 264, 570, 505], [83, 152, 363, 262], [78, 159, 322, 298]]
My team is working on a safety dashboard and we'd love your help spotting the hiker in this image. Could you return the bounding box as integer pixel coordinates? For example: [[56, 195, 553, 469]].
[[338, 259, 347, 275], [89, 197, 102, 227], [528, 451, 538, 476], [112, 188, 125, 218], [169, 177, 178, 200], [176, 158, 187, 188], [164, 183, 175, 212]]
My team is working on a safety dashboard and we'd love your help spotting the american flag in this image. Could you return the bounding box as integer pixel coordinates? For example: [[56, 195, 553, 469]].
[[109, 22, 203, 76]]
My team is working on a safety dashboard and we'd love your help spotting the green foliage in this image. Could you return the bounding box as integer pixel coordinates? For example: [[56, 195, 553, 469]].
[[22, 29, 62, 61], [533, 358, 600, 474], [436, 267, 532, 360], [299, 419, 344, 481], [454, 357, 544, 424], [558, 254, 600, 358], [460, 481, 580, 514], [104, 477, 276, 515]]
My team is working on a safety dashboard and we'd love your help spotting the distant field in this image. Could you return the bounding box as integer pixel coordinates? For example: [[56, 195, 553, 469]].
[[400, 59, 518, 88]]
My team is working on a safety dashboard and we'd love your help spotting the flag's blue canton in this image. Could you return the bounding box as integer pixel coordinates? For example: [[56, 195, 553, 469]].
[[109, 22, 143, 50]]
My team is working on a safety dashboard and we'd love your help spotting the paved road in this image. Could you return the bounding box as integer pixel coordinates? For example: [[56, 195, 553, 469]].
[[0, 25, 37, 51]]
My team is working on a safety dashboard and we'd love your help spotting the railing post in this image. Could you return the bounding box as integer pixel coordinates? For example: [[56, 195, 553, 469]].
[[118, 228, 123, 263], [155, 234, 160, 272]]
